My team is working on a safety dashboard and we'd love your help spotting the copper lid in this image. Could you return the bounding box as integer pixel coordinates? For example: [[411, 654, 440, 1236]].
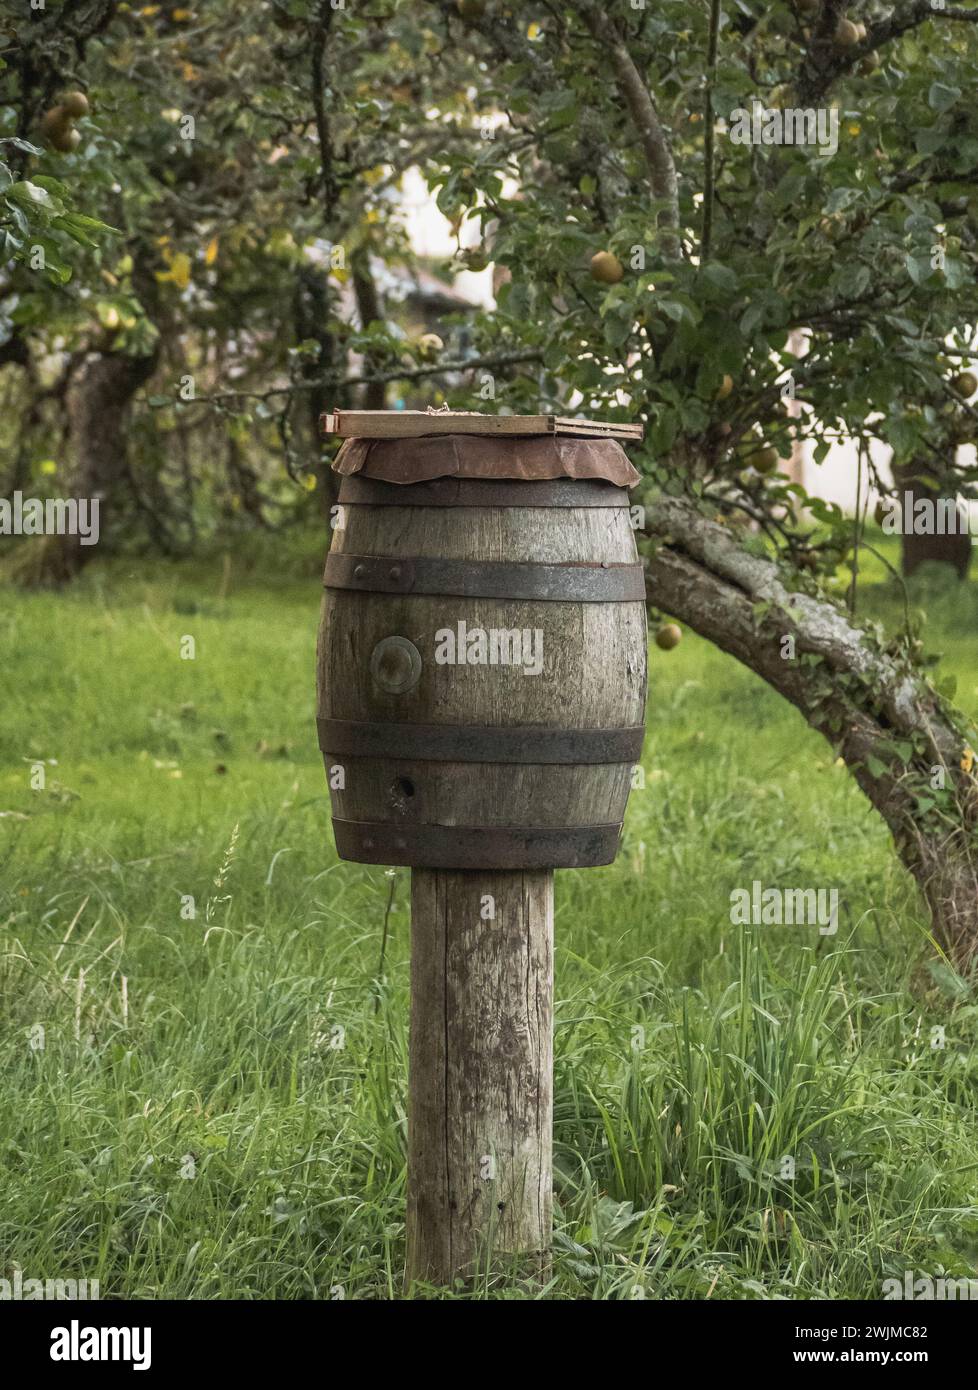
[[331, 433, 640, 489]]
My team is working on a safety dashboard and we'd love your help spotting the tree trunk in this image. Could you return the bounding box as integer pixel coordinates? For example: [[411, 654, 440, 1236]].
[[405, 868, 553, 1288], [226, 435, 269, 527], [294, 265, 339, 514], [351, 250, 386, 411], [12, 348, 156, 586], [891, 457, 970, 580], [643, 493, 978, 971]]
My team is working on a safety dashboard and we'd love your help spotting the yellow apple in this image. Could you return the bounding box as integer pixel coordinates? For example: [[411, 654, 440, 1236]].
[[62, 90, 90, 118], [746, 445, 780, 474], [833, 17, 860, 49], [590, 250, 625, 285]]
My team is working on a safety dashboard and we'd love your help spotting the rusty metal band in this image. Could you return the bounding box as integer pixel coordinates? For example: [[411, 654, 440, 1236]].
[[337, 476, 632, 509], [331, 818, 623, 869], [317, 717, 645, 764], [324, 553, 645, 602]]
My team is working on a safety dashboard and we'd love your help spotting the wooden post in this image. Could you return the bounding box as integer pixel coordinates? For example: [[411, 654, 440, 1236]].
[[405, 868, 553, 1287]]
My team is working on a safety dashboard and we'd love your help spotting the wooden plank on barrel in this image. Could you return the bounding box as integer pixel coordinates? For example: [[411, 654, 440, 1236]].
[[321, 409, 642, 441], [552, 416, 643, 439]]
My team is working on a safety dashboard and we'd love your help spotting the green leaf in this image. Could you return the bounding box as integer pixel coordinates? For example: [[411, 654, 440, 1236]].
[[6, 180, 63, 213], [700, 261, 738, 293], [0, 137, 42, 156], [54, 211, 119, 247], [656, 297, 686, 323], [928, 82, 961, 114], [825, 187, 861, 214], [28, 235, 73, 285], [30, 176, 71, 198], [740, 301, 765, 336], [905, 253, 934, 286], [914, 125, 947, 156], [926, 959, 972, 1002]]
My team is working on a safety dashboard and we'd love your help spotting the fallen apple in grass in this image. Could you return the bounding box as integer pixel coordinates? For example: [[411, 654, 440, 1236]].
[[655, 623, 683, 651]]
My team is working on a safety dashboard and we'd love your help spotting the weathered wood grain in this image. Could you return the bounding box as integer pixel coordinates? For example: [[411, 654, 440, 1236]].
[[321, 409, 643, 440], [317, 500, 647, 851], [405, 867, 553, 1287]]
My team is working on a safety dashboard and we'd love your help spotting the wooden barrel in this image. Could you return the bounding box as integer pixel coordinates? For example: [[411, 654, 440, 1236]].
[[316, 470, 647, 869]]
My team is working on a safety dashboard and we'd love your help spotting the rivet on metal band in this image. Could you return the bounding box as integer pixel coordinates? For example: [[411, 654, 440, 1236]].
[[324, 552, 646, 602]]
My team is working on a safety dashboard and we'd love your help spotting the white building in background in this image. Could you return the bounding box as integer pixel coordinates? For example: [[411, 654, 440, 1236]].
[[799, 428, 977, 519], [797, 433, 889, 514], [399, 167, 494, 309]]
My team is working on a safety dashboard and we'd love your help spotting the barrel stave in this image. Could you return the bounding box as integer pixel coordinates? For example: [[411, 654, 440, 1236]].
[[316, 485, 648, 869]]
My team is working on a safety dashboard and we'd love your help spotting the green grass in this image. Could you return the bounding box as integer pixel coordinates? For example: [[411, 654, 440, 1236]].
[[2, 535, 978, 1299]]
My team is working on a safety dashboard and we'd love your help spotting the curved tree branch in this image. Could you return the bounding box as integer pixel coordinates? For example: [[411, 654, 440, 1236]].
[[701, 0, 722, 263], [644, 493, 978, 969], [799, 0, 978, 103], [579, 3, 681, 259]]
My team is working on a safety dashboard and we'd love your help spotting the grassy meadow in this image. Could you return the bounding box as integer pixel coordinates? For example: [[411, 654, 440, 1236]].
[[2, 534, 978, 1299]]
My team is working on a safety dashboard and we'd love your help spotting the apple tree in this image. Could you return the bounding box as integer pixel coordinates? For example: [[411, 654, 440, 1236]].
[[415, 0, 978, 967]]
